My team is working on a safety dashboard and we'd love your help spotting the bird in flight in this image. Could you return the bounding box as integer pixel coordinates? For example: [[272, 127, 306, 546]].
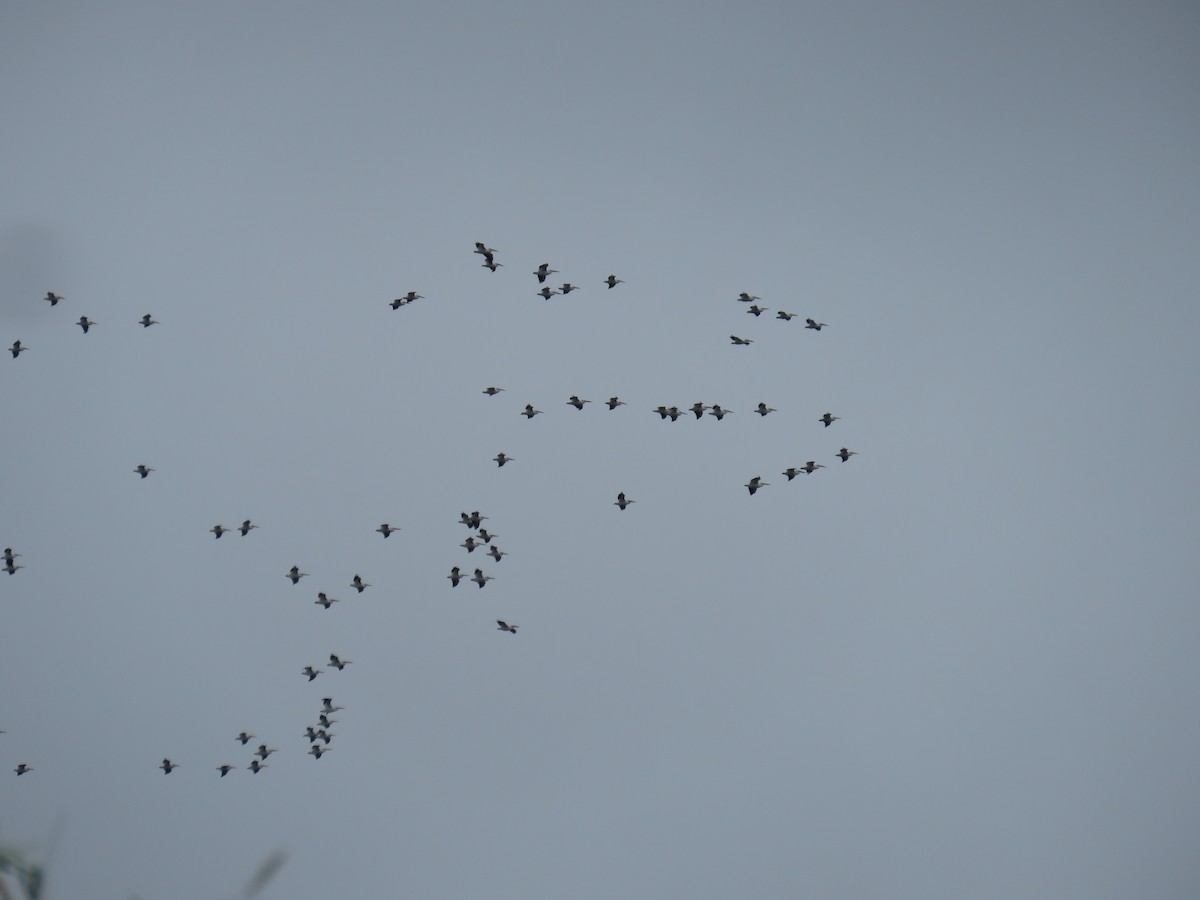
[[534, 263, 558, 283], [9, 340, 27, 358], [238, 520, 257, 536], [376, 523, 400, 538], [350, 574, 370, 593], [493, 452, 512, 467], [745, 476, 768, 495], [160, 759, 180, 774], [210, 524, 231, 539], [482, 386, 505, 396], [77, 316, 97, 333], [805, 318, 827, 331], [614, 491, 635, 510], [134, 465, 154, 479], [522, 404, 542, 419], [286, 566, 308, 584], [730, 335, 753, 346], [497, 620, 519, 634], [567, 395, 591, 410], [44, 292, 64, 306], [604, 275, 624, 289], [836, 448, 858, 462], [819, 413, 840, 427], [139, 314, 159, 328]]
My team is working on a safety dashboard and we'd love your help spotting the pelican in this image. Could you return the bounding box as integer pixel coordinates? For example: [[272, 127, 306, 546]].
[[653, 406, 670, 419], [77, 316, 96, 333], [286, 566, 308, 584], [255, 744, 277, 760], [730, 335, 753, 345], [736, 293, 759, 302], [567, 395, 591, 409], [534, 263, 558, 283], [328, 654, 351, 670], [477, 528, 497, 543], [493, 451, 512, 467], [820, 413, 840, 427], [45, 292, 64, 305], [236, 732, 255, 745], [537, 286, 561, 300], [3, 563, 22, 576], [482, 258, 502, 271], [496, 620, 519, 633], [134, 464, 154, 478], [689, 402, 708, 419], [315, 592, 339, 609], [482, 386, 505, 396], [399, 291, 423, 303], [317, 714, 337, 728], [210, 524, 231, 539], [138, 314, 159, 327], [755, 402, 777, 416], [606, 397, 626, 409], [308, 745, 331, 759], [474, 242, 497, 257], [448, 566, 464, 587], [389, 297, 409, 310], [248, 759, 268, 774], [666, 406, 683, 421], [304, 726, 319, 742], [14, 763, 32, 775], [302, 666, 322, 681], [776, 310, 796, 321], [614, 491, 635, 510], [376, 523, 400, 538], [487, 545, 507, 562], [745, 476, 768, 495], [217, 764, 235, 777], [10, 340, 27, 358], [321, 698, 344, 714], [747, 305, 768, 317], [783, 467, 803, 481], [709, 405, 733, 420], [805, 319, 827, 330], [350, 574, 370, 593], [238, 519, 257, 536], [2, 548, 18, 565], [836, 447, 858, 462], [604, 275, 624, 289], [466, 511, 488, 529], [314, 729, 334, 745], [522, 404, 542, 418], [800, 460, 825, 474], [560, 283, 581, 294], [461, 536, 483, 552], [471, 567, 493, 588], [160, 759, 179, 774]]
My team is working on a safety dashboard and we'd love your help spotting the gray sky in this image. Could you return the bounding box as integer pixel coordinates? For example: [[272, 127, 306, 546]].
[[2, 2, 1199, 898]]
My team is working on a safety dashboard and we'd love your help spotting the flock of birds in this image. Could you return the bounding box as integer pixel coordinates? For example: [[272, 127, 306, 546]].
[[4, 242, 858, 778]]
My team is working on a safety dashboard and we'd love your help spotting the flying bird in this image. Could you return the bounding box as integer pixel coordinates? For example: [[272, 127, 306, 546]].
[[709, 405, 733, 420], [534, 263, 558, 283], [487, 545, 507, 562], [614, 491, 635, 510], [255, 745, 277, 760], [477, 528, 497, 543], [398, 291, 423, 303], [560, 283, 581, 294], [604, 275, 624, 289], [160, 759, 180, 774], [302, 666, 322, 682], [776, 310, 796, 321], [461, 536, 483, 553], [286, 566, 308, 584], [321, 698, 344, 714], [745, 476, 768, 495], [474, 242, 497, 257], [482, 258, 502, 271], [236, 732, 255, 745], [482, 386, 505, 396], [10, 340, 27, 358], [800, 461, 825, 474], [376, 523, 400, 538], [2, 548, 19, 565], [689, 402, 709, 419], [537, 286, 561, 300], [14, 764, 33, 775], [2, 563, 22, 576], [730, 335, 753, 345], [567, 395, 591, 409], [836, 448, 858, 462], [736, 293, 759, 303], [315, 593, 339, 609], [493, 452, 512, 467], [522, 404, 542, 418], [606, 397, 626, 410], [805, 319, 827, 330], [133, 465, 154, 478], [350, 574, 370, 593], [139, 314, 159, 327], [462, 511, 488, 529], [472, 568, 493, 589], [746, 305, 768, 317], [820, 413, 840, 427], [77, 317, 96, 333], [44, 292, 64, 306], [238, 519, 257, 536], [308, 745, 331, 759], [328, 654, 351, 671], [782, 467, 803, 481], [496, 620, 519, 634], [210, 524, 231, 539], [248, 759, 268, 774], [755, 402, 777, 416], [447, 566, 464, 587], [217, 764, 235, 777]]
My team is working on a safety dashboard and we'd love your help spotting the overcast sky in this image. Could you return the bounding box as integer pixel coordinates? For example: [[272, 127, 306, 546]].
[[2, 2, 1199, 898]]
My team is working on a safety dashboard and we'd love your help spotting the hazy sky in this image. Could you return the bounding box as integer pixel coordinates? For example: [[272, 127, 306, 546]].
[[2, 2, 1199, 898]]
